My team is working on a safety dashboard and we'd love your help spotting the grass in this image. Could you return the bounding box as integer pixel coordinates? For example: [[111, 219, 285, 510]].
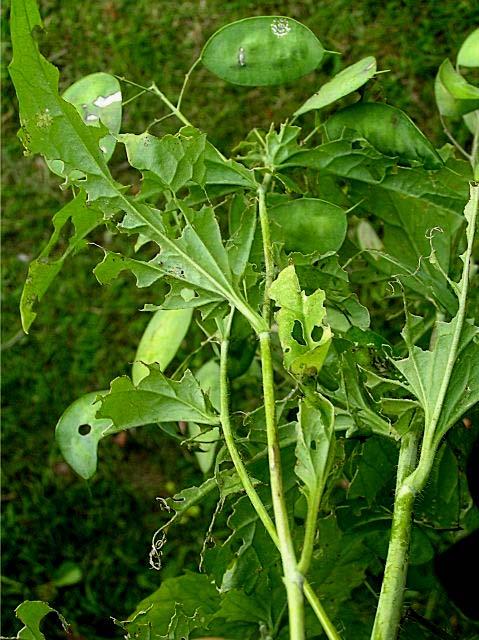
[[1, 0, 476, 637]]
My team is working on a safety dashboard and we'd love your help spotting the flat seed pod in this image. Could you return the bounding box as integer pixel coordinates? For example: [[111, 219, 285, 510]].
[[48, 72, 122, 176], [269, 198, 347, 254], [295, 57, 377, 116], [435, 59, 479, 118], [55, 391, 112, 480], [457, 28, 479, 68], [201, 16, 324, 86], [324, 102, 443, 169], [132, 308, 193, 385]]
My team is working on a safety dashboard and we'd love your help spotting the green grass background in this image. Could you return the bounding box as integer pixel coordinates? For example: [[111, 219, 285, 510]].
[[2, 1, 477, 638]]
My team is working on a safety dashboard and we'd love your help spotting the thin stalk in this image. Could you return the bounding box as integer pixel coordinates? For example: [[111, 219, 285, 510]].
[[177, 57, 201, 111], [371, 429, 420, 640], [150, 83, 193, 127], [218, 309, 341, 640]]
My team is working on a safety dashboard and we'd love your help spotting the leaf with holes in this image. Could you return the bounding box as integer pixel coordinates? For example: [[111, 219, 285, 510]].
[[269, 265, 332, 375]]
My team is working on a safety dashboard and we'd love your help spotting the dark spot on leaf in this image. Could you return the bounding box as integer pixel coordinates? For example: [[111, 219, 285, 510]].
[[78, 424, 92, 436], [292, 319, 306, 346], [311, 440, 317, 450]]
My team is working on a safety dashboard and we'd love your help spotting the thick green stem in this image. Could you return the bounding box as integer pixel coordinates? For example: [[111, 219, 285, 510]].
[[218, 310, 341, 640], [260, 334, 305, 640], [371, 429, 420, 640], [257, 176, 306, 640]]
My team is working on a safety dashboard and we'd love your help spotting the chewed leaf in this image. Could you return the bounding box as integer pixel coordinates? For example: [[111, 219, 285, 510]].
[[12, 600, 69, 639], [118, 130, 206, 193], [295, 397, 335, 508], [55, 391, 116, 479], [295, 56, 377, 116], [324, 102, 443, 169], [98, 367, 220, 429], [269, 265, 332, 375], [9, 0, 119, 200], [21, 193, 103, 332], [202, 16, 324, 86], [47, 72, 121, 176], [435, 59, 479, 117], [132, 308, 193, 385], [269, 197, 347, 254]]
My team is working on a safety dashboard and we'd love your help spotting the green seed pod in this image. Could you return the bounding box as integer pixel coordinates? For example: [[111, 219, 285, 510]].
[[201, 16, 324, 86]]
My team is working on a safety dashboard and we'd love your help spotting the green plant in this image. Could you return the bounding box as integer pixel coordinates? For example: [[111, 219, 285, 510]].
[[8, 1, 479, 638]]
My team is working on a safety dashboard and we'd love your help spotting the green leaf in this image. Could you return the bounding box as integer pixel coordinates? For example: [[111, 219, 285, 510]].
[[324, 102, 443, 169], [125, 573, 220, 639], [20, 193, 103, 332], [348, 438, 398, 505], [55, 391, 115, 479], [269, 197, 347, 254], [295, 397, 335, 510], [12, 601, 68, 640], [394, 185, 479, 446], [457, 28, 479, 67], [294, 56, 377, 116], [435, 59, 479, 117], [9, 0, 118, 199], [119, 130, 206, 193], [98, 367, 220, 430], [284, 142, 470, 312], [132, 308, 193, 385], [269, 265, 332, 375], [201, 16, 324, 86], [47, 72, 121, 176], [188, 360, 221, 474]]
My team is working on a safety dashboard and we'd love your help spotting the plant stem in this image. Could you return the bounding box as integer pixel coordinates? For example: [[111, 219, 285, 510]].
[[257, 176, 306, 640], [150, 83, 193, 127], [218, 309, 341, 640], [371, 428, 420, 640]]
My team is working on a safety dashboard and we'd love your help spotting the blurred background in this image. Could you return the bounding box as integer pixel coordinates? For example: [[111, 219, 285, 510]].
[[1, 1, 476, 638]]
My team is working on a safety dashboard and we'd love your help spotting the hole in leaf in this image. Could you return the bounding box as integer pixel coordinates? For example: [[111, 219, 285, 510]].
[[292, 320, 306, 346], [311, 325, 323, 342], [78, 424, 92, 436], [352, 140, 363, 150], [286, 407, 299, 422], [311, 440, 317, 450]]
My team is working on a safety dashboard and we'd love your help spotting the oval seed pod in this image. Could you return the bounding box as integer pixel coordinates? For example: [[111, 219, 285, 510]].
[[201, 16, 324, 86], [47, 72, 122, 176]]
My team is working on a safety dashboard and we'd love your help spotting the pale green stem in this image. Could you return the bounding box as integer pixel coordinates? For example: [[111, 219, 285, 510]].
[[218, 309, 341, 640], [257, 175, 307, 640], [371, 429, 420, 640], [298, 488, 325, 575], [372, 184, 478, 639], [150, 83, 193, 127]]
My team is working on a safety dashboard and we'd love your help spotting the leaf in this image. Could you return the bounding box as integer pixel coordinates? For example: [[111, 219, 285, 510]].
[[284, 142, 470, 312], [308, 515, 376, 618], [435, 59, 479, 118], [394, 184, 479, 446], [20, 193, 103, 332], [201, 16, 324, 86], [324, 102, 443, 169], [269, 197, 347, 254], [457, 28, 479, 67], [188, 360, 221, 474], [119, 130, 206, 193], [125, 573, 220, 639], [226, 201, 257, 284], [348, 437, 398, 505], [294, 56, 377, 116], [98, 367, 220, 430], [11, 601, 68, 640], [55, 390, 116, 479], [9, 0, 118, 199], [132, 308, 193, 385], [47, 72, 121, 176], [295, 397, 335, 510], [269, 265, 332, 375]]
